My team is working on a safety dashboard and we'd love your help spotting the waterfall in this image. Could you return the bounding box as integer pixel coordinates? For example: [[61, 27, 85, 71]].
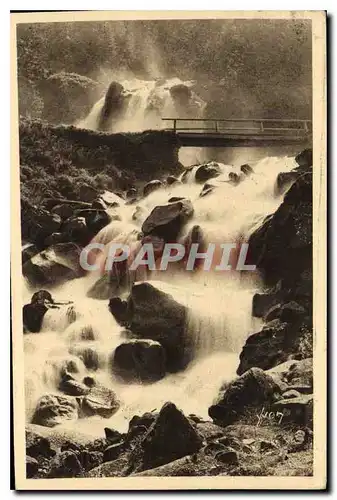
[[23, 147, 296, 435], [77, 77, 205, 133]]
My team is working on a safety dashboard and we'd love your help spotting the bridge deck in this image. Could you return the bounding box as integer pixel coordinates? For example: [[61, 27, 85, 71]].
[[162, 118, 312, 147]]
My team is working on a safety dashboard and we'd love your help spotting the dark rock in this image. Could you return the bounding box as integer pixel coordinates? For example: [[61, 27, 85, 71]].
[[78, 450, 103, 471], [215, 449, 238, 465], [169, 84, 192, 103], [80, 209, 112, 236], [32, 394, 79, 427], [209, 367, 282, 426], [275, 171, 299, 196], [166, 175, 180, 185], [103, 443, 124, 462], [101, 191, 124, 207], [108, 297, 128, 326], [286, 358, 313, 387], [143, 180, 163, 197], [240, 164, 254, 175], [83, 376, 96, 388], [51, 204, 74, 220], [23, 243, 84, 288], [248, 170, 312, 287], [131, 402, 202, 473], [87, 456, 129, 477], [61, 216, 88, 244], [23, 302, 49, 333], [126, 188, 137, 199], [104, 427, 124, 445], [22, 243, 39, 264], [142, 199, 194, 242], [168, 196, 185, 203], [48, 450, 83, 478], [79, 184, 99, 203], [126, 282, 190, 371], [237, 319, 293, 375], [228, 172, 241, 185], [203, 442, 227, 456], [82, 384, 120, 418], [59, 378, 90, 396], [272, 394, 313, 427], [200, 183, 216, 197], [98, 81, 125, 131], [92, 198, 108, 210], [195, 162, 221, 183], [26, 456, 39, 478], [21, 204, 62, 248], [295, 148, 312, 168], [259, 440, 278, 452], [44, 232, 65, 246], [31, 290, 54, 305], [26, 430, 56, 459], [196, 422, 226, 442], [113, 339, 166, 382]]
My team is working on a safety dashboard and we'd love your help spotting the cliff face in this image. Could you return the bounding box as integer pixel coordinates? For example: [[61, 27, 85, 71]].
[[19, 119, 182, 206]]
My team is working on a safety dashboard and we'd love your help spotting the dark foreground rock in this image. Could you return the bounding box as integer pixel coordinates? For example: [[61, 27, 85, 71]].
[[128, 402, 203, 473], [194, 162, 222, 183], [23, 243, 84, 288], [141, 199, 194, 242], [81, 384, 120, 418], [125, 281, 191, 371], [112, 339, 166, 382], [209, 367, 282, 426]]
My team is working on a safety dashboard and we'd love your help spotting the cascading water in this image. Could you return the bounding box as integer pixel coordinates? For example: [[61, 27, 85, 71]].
[[23, 148, 297, 436], [78, 77, 205, 133]]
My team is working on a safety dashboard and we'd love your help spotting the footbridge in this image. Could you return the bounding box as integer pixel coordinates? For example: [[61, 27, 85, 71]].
[[162, 118, 312, 148]]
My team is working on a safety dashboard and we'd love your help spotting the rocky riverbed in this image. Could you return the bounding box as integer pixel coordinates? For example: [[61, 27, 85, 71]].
[[22, 147, 313, 478]]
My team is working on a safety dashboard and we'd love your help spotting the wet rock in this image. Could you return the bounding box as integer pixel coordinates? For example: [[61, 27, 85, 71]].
[[200, 182, 216, 197], [275, 171, 299, 196], [82, 384, 120, 418], [22, 243, 39, 264], [23, 302, 49, 333], [26, 456, 39, 478], [166, 175, 180, 185], [32, 394, 79, 427], [104, 427, 124, 445], [237, 319, 291, 375], [143, 180, 163, 197], [113, 339, 166, 382], [77, 209, 112, 236], [248, 169, 312, 287], [43, 232, 65, 246], [126, 188, 137, 200], [168, 196, 185, 203], [215, 449, 238, 465], [169, 84, 192, 103], [98, 81, 125, 131], [103, 443, 124, 462], [228, 172, 241, 185], [21, 203, 62, 248], [131, 402, 203, 473], [126, 282, 190, 371], [295, 148, 312, 168], [62, 216, 89, 244], [101, 191, 124, 207], [132, 206, 145, 222], [48, 450, 83, 478], [240, 164, 254, 175], [26, 430, 56, 459], [92, 198, 108, 211], [195, 162, 222, 183], [23, 242, 84, 289], [108, 297, 128, 326], [78, 450, 103, 472], [208, 367, 282, 426], [142, 199, 194, 242], [59, 377, 90, 396]]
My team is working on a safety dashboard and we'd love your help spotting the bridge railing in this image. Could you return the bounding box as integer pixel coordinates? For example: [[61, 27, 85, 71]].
[[162, 118, 312, 136]]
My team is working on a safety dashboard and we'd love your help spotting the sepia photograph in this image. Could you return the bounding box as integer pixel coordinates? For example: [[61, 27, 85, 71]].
[[10, 10, 326, 490]]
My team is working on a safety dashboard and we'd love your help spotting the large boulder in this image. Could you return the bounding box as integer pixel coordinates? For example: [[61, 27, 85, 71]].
[[194, 162, 222, 183], [237, 319, 292, 375], [97, 81, 126, 132], [125, 282, 190, 371], [141, 199, 194, 242], [22, 243, 84, 288], [208, 367, 282, 426], [143, 179, 163, 197], [130, 402, 203, 473], [81, 384, 120, 419], [112, 339, 166, 382], [21, 202, 62, 248], [26, 429, 56, 459], [32, 394, 79, 427]]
